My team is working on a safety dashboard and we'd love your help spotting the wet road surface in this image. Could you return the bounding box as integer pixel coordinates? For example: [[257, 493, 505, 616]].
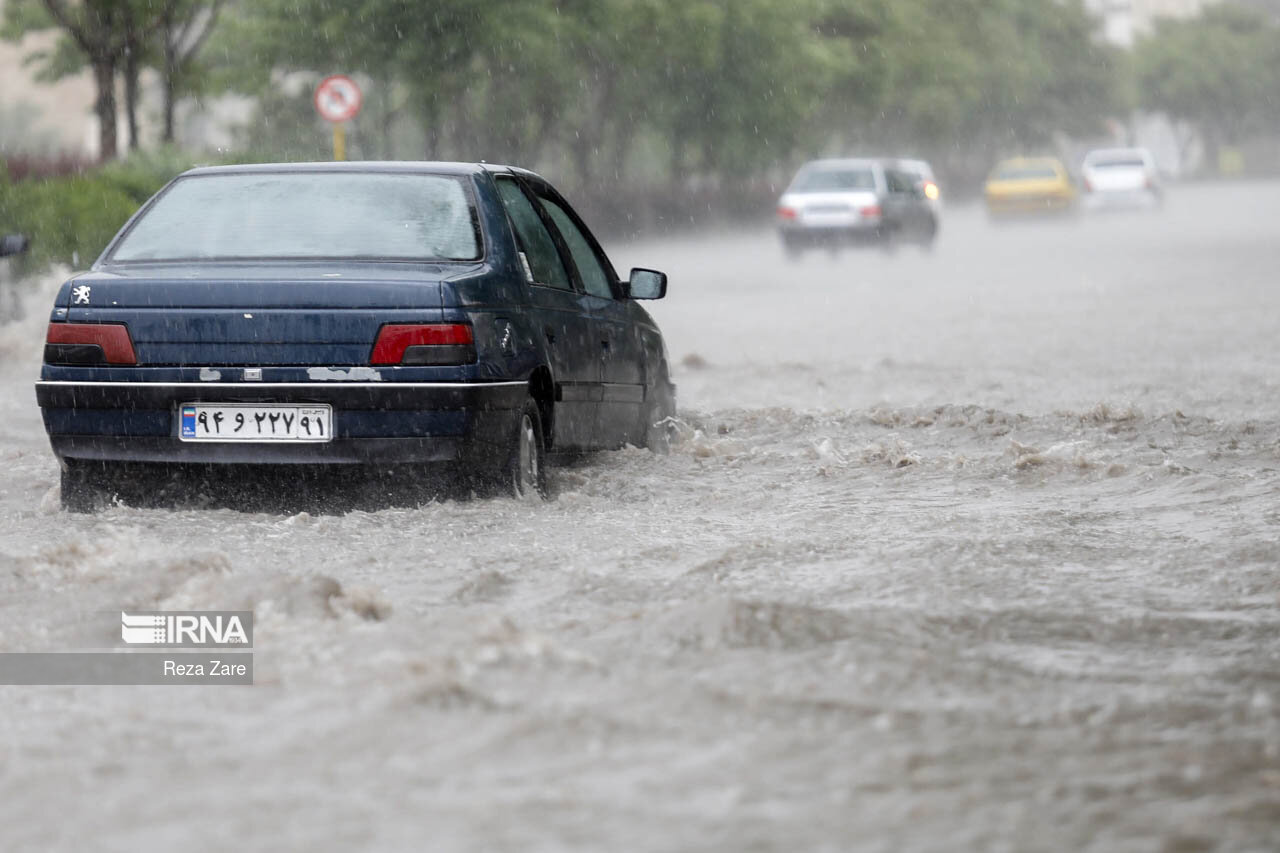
[[0, 181, 1277, 852]]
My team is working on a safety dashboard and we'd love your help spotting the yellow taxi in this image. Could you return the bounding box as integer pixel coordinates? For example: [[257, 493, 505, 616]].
[[984, 157, 1076, 218]]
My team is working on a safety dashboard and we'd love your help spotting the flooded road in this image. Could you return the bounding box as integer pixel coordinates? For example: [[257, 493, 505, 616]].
[[1, 182, 1278, 851]]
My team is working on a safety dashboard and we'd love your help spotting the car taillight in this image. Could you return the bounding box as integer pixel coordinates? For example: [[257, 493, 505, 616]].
[[776, 205, 798, 220], [860, 205, 882, 219], [45, 323, 137, 365], [1083, 176, 1093, 193], [370, 324, 476, 366]]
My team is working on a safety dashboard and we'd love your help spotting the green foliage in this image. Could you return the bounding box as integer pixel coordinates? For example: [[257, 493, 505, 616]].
[[0, 0, 53, 42], [0, 149, 207, 271], [10, 0, 1278, 192], [210, 0, 1125, 191], [0, 175, 138, 270], [1135, 5, 1280, 146], [870, 0, 1123, 150]]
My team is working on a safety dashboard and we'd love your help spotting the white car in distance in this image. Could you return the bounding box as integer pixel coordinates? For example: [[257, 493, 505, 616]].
[[1081, 147, 1163, 211]]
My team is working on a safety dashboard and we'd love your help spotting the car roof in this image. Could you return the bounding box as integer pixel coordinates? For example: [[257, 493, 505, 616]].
[[799, 157, 934, 172], [995, 156, 1065, 168], [798, 158, 880, 170], [178, 161, 534, 179], [880, 157, 933, 174]]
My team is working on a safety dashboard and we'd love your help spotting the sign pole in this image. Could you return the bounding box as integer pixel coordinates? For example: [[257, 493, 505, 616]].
[[314, 75, 363, 161]]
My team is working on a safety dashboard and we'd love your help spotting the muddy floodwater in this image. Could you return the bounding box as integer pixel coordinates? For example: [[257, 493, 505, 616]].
[[1, 182, 1277, 852]]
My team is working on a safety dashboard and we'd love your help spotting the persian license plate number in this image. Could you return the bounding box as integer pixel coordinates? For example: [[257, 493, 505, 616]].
[[179, 403, 332, 443]]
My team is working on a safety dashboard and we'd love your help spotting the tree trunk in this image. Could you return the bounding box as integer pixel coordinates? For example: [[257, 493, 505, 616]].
[[91, 57, 118, 162], [1202, 124, 1222, 177], [162, 7, 177, 144], [124, 44, 140, 152], [669, 125, 690, 187], [163, 67, 176, 143], [608, 125, 632, 183], [420, 100, 441, 159]]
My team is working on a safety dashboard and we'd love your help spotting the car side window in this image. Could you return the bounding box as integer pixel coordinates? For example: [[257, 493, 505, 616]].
[[540, 197, 615, 300], [494, 177, 571, 290], [886, 169, 913, 195]]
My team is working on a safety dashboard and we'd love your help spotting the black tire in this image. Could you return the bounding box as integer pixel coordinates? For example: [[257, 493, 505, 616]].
[[60, 459, 108, 513], [504, 397, 548, 500], [919, 216, 939, 250], [639, 379, 676, 454], [878, 226, 898, 254]]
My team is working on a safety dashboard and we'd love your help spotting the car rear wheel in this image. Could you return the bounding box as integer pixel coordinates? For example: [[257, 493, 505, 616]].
[[60, 459, 111, 513], [878, 226, 898, 254], [920, 216, 939, 249], [505, 397, 548, 500]]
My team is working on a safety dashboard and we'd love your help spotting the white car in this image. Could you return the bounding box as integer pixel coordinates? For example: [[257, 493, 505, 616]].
[[775, 158, 939, 256], [1081, 148, 1163, 211]]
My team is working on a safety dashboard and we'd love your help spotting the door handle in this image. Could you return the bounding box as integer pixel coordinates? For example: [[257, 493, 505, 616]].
[[601, 339, 611, 352], [544, 326, 556, 344]]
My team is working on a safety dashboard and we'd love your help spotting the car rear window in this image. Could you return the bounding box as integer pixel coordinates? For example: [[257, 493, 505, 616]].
[[1088, 158, 1146, 169], [110, 172, 482, 262], [994, 164, 1060, 181], [791, 167, 876, 192]]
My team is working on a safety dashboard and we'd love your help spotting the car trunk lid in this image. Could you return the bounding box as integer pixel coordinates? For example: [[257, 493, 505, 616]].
[[783, 190, 881, 225], [1084, 166, 1148, 193], [65, 268, 450, 366]]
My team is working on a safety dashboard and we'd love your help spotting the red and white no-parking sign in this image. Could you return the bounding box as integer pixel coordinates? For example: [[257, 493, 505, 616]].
[[314, 75, 363, 123]]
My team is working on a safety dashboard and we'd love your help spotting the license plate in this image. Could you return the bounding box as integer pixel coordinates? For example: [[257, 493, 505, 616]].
[[179, 403, 333, 443]]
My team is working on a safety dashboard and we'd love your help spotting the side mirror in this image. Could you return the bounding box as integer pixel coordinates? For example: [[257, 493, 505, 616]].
[[0, 234, 29, 258], [627, 268, 667, 300]]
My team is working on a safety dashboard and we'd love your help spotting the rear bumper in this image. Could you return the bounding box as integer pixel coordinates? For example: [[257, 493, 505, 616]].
[[36, 380, 526, 465], [1082, 189, 1161, 211], [985, 195, 1075, 216], [778, 224, 884, 247], [46, 435, 474, 465]]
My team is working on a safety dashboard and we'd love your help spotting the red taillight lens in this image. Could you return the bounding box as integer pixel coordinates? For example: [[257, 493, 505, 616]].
[[1084, 176, 1093, 193], [860, 205, 882, 219], [776, 206, 798, 220], [45, 323, 137, 365], [370, 324, 475, 366]]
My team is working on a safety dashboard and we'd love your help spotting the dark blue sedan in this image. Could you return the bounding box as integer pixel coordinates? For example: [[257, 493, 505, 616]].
[[36, 162, 674, 509]]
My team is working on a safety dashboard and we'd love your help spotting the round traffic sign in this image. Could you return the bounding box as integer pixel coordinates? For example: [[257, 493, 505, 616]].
[[314, 75, 363, 123]]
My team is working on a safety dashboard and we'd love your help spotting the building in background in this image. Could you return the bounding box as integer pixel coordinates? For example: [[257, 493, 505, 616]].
[[1087, 0, 1221, 46], [0, 15, 99, 158]]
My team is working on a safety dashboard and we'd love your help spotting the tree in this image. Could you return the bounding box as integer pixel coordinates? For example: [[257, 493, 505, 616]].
[[204, 0, 1129, 199], [158, 0, 225, 143], [1, 0, 131, 159], [872, 0, 1122, 150], [1135, 5, 1280, 166], [2, 0, 225, 158]]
